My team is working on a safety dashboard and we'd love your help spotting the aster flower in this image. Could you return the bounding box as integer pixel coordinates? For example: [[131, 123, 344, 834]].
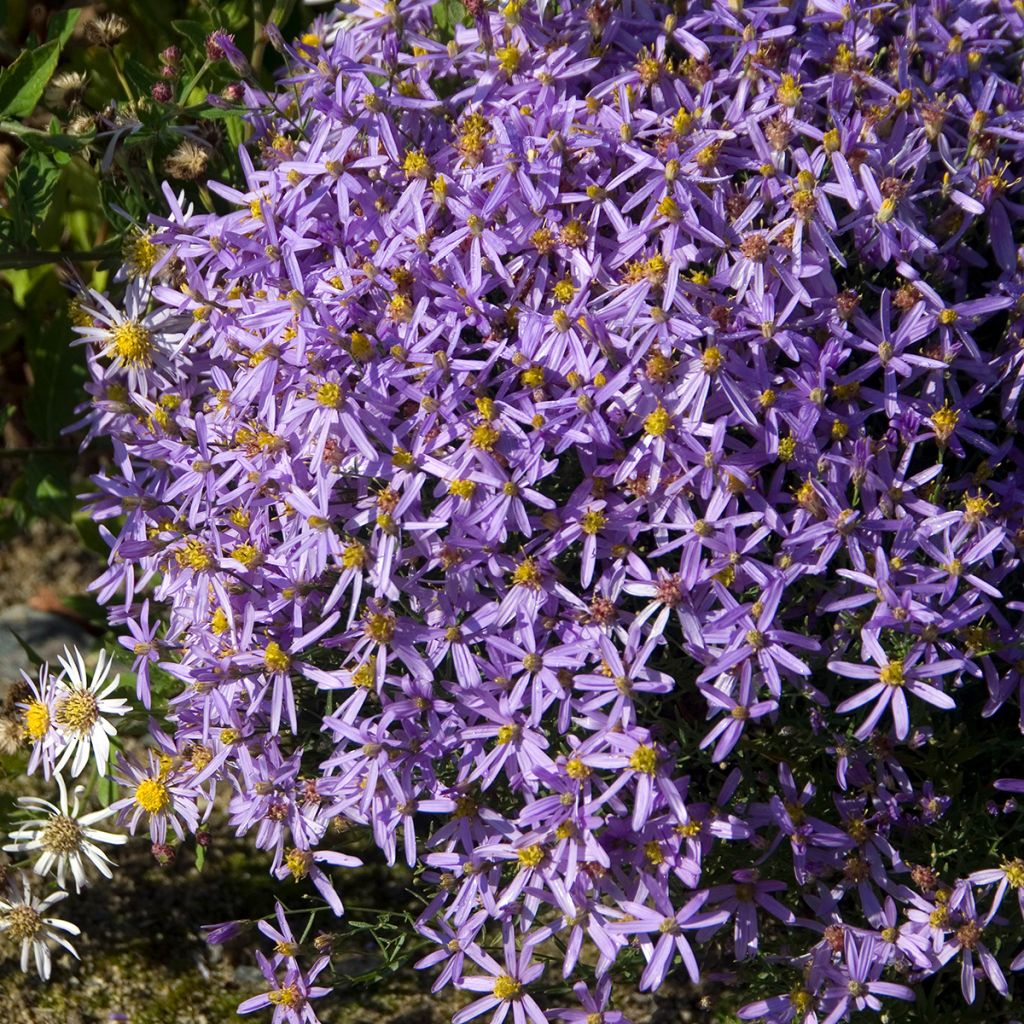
[[4, 773, 126, 891], [17, 661, 64, 778], [109, 748, 213, 844], [62, 0, 1024, 1019], [238, 950, 332, 1023], [818, 932, 915, 1022], [0, 873, 80, 981], [74, 279, 184, 393], [969, 858, 1024, 921], [51, 646, 130, 778], [829, 634, 958, 741], [452, 931, 547, 1024], [606, 890, 728, 990], [935, 882, 1010, 1003]]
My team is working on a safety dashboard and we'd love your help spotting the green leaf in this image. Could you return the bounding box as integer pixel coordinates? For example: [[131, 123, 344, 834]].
[[432, 0, 469, 41], [124, 55, 157, 97], [195, 843, 206, 871], [24, 311, 86, 446], [61, 593, 108, 630], [46, 9, 81, 49], [6, 628, 44, 668], [171, 19, 209, 53], [23, 454, 74, 520], [96, 772, 116, 808], [73, 508, 112, 557], [0, 40, 61, 118]]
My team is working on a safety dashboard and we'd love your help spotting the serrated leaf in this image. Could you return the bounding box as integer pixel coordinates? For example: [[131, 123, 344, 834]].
[[46, 9, 82, 49], [3, 149, 60, 248], [0, 40, 61, 118]]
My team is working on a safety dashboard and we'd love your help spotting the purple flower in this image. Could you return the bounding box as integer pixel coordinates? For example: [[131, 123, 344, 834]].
[[819, 932, 915, 1023], [830, 633, 957, 740], [606, 891, 728, 990]]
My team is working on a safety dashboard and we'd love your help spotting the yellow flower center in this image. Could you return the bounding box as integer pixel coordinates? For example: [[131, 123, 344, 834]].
[[517, 844, 544, 869], [25, 700, 50, 739], [364, 612, 395, 644], [6, 905, 42, 942], [231, 543, 262, 569], [135, 777, 170, 814], [316, 381, 341, 408], [268, 985, 302, 1007], [702, 346, 724, 374], [341, 541, 367, 570], [492, 975, 522, 1001], [629, 744, 658, 775], [111, 320, 153, 366], [41, 814, 83, 854], [496, 45, 521, 75], [471, 423, 501, 451], [644, 404, 672, 437], [285, 847, 313, 880], [511, 557, 542, 589], [581, 509, 607, 535], [264, 641, 291, 673], [449, 479, 477, 500], [403, 149, 431, 179], [789, 988, 813, 1014], [496, 724, 520, 745], [176, 537, 213, 572], [930, 402, 960, 443], [1002, 858, 1024, 888], [879, 660, 905, 686], [55, 691, 99, 735], [776, 74, 803, 106]]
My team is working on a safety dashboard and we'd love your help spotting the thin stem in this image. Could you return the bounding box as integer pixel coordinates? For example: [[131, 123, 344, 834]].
[[0, 246, 119, 269], [179, 59, 212, 107], [108, 47, 136, 105]]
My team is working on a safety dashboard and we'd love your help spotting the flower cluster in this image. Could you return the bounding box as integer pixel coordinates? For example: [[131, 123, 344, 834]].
[[62, 0, 1024, 1019]]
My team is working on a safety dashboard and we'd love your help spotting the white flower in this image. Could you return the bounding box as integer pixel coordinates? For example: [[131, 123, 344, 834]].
[[52, 647, 130, 778], [4, 773, 126, 892], [74, 279, 183, 391], [0, 873, 80, 980]]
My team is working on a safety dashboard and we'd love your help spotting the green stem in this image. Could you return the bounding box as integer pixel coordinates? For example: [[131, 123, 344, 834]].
[[252, 0, 298, 76], [0, 448, 79, 457], [108, 46, 136, 104], [178, 59, 212, 107], [0, 245, 120, 269]]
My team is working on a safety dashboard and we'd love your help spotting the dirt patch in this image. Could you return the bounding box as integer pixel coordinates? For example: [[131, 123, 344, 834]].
[[0, 517, 101, 613]]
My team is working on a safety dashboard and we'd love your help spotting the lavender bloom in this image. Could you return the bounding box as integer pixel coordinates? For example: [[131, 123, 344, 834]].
[[606, 891, 728, 990], [63, 0, 1024, 1018], [819, 933, 915, 1023]]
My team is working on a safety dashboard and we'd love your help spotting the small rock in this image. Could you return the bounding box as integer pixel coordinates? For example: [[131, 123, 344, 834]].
[[233, 964, 264, 987], [0, 605, 92, 689]]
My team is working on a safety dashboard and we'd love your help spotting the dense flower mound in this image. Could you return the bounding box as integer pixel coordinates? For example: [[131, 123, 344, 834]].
[[63, 0, 1024, 1019]]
